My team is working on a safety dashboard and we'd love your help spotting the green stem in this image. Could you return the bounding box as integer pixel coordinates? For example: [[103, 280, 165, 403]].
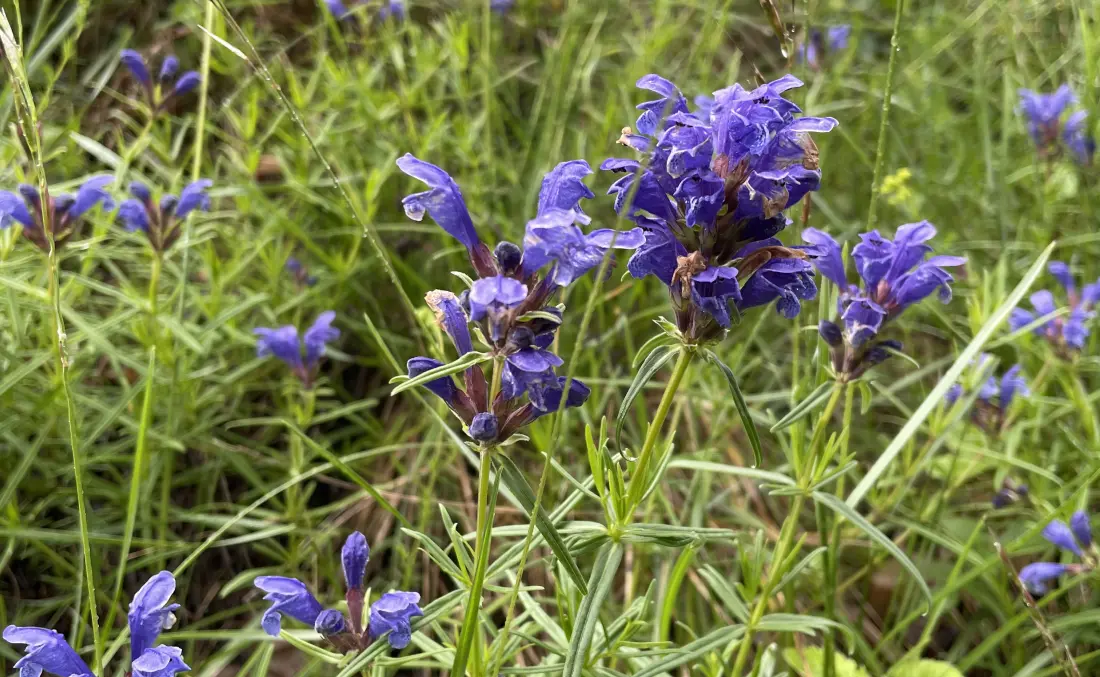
[[730, 382, 843, 677], [452, 448, 497, 677], [864, 0, 905, 232], [626, 347, 694, 510], [821, 382, 855, 677]]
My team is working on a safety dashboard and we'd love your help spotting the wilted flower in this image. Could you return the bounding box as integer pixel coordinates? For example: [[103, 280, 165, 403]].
[[1018, 85, 1094, 164], [945, 354, 1028, 435], [120, 50, 201, 114], [325, 0, 404, 22], [254, 311, 340, 386], [1009, 261, 1099, 358], [117, 180, 212, 252], [4, 571, 189, 677], [1019, 510, 1094, 595], [798, 24, 852, 70], [601, 74, 835, 344], [804, 222, 965, 379], [397, 155, 619, 444], [254, 532, 423, 652], [0, 176, 114, 252]]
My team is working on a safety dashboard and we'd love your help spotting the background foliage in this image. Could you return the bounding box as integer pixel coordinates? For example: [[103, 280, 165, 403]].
[[1, 0, 1099, 675]]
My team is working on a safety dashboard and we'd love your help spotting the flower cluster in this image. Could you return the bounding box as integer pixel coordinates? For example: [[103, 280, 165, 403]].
[[1010, 261, 1099, 358], [1018, 85, 1095, 165], [945, 354, 1028, 435], [254, 532, 423, 651], [4, 571, 189, 677], [806, 222, 966, 380], [120, 50, 201, 114], [325, 0, 405, 21], [798, 25, 851, 71], [397, 155, 626, 445], [601, 74, 836, 344], [1019, 511, 1094, 595], [0, 177, 115, 251], [255, 311, 341, 386], [117, 180, 212, 252]]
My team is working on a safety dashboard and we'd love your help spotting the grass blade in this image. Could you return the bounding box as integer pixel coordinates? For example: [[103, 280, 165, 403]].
[[562, 539, 622, 677]]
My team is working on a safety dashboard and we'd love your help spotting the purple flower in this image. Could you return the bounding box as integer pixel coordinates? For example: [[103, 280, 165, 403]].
[[528, 376, 591, 416], [1019, 562, 1069, 595], [5, 572, 189, 677], [1010, 262, 1099, 354], [945, 356, 1029, 433], [522, 209, 644, 286], [117, 180, 211, 250], [469, 412, 500, 442], [254, 576, 326, 636], [406, 357, 462, 406], [491, 0, 515, 12], [254, 311, 340, 383], [315, 609, 348, 638], [2, 626, 94, 677], [827, 25, 852, 51], [341, 531, 370, 590], [368, 591, 423, 650], [602, 73, 835, 340], [129, 571, 181, 660], [802, 223, 963, 378], [1043, 518, 1084, 556], [1019, 85, 1076, 148], [325, 0, 404, 21], [0, 176, 114, 251], [537, 160, 596, 220], [121, 49, 152, 87], [1071, 510, 1093, 548], [397, 154, 480, 251], [121, 50, 200, 111], [469, 275, 527, 340], [132, 645, 190, 677], [1064, 111, 1096, 165]]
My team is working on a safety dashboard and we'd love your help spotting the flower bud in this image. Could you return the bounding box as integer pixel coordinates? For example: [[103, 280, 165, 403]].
[[469, 412, 499, 443]]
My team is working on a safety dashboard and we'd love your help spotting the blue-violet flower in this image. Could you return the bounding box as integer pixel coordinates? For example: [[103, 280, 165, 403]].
[[254, 532, 423, 652], [4, 571, 189, 677], [601, 74, 836, 343], [117, 180, 212, 251], [1019, 510, 1094, 595], [945, 354, 1028, 435], [0, 176, 114, 251], [1010, 261, 1099, 358], [397, 156, 620, 444], [120, 50, 201, 113], [803, 222, 965, 379], [254, 311, 340, 386]]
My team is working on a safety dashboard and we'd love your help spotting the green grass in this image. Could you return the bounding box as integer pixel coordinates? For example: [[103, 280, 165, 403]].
[[2, 0, 1100, 675]]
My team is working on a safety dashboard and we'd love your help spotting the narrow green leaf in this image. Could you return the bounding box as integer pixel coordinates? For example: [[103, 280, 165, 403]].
[[697, 564, 750, 622], [756, 613, 854, 651], [632, 331, 676, 369], [666, 459, 795, 486], [389, 351, 491, 394], [771, 380, 835, 432], [563, 540, 623, 677], [615, 344, 676, 446], [813, 491, 931, 608], [495, 454, 588, 594], [703, 349, 764, 467], [633, 624, 745, 677], [846, 241, 1055, 507]]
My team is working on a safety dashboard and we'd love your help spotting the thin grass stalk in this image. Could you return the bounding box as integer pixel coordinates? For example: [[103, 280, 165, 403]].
[[864, 0, 905, 231], [0, 15, 103, 672], [820, 381, 854, 677]]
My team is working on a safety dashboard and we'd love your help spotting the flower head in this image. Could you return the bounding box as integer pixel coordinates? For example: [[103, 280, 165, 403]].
[[945, 355, 1028, 435], [254, 576, 326, 636], [1010, 261, 1099, 357], [2, 626, 94, 677], [254, 533, 423, 652], [325, 0, 405, 21], [368, 592, 423, 650], [1018, 510, 1094, 595], [120, 50, 200, 114], [601, 73, 835, 343], [398, 157, 621, 444], [798, 24, 852, 70], [1019, 85, 1075, 149], [1064, 111, 1096, 166], [0, 176, 115, 252], [254, 311, 340, 386], [803, 223, 965, 379], [117, 180, 212, 251]]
